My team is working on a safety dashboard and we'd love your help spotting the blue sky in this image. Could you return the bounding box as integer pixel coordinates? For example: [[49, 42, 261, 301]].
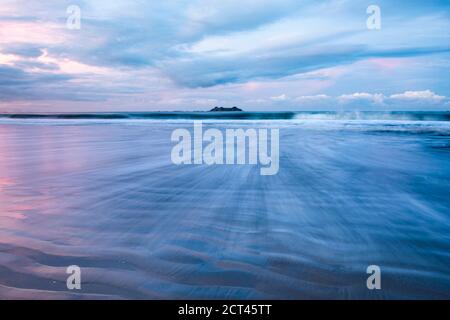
[[0, 0, 449, 112]]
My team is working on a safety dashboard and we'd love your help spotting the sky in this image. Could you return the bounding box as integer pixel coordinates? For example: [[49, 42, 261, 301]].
[[0, 0, 449, 112]]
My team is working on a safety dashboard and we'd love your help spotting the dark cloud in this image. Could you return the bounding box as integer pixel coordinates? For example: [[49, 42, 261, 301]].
[[0, 65, 109, 101], [160, 43, 450, 88], [3, 44, 43, 58]]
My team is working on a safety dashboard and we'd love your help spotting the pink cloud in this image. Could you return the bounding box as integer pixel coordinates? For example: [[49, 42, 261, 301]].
[[367, 58, 411, 70], [0, 21, 65, 45]]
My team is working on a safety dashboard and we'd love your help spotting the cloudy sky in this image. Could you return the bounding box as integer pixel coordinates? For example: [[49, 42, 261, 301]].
[[0, 0, 449, 112]]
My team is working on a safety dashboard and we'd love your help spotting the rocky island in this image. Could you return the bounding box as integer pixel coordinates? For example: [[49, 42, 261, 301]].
[[209, 106, 243, 112]]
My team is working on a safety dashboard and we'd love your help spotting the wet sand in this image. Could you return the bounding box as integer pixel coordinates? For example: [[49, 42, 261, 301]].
[[0, 119, 449, 299]]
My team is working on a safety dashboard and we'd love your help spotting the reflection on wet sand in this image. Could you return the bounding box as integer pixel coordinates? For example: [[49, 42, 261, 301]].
[[0, 120, 449, 299]]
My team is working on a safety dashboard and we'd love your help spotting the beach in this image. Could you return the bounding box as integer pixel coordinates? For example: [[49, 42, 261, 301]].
[[0, 113, 449, 299]]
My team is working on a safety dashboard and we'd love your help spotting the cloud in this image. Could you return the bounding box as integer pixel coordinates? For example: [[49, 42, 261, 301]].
[[390, 90, 446, 101], [385, 90, 448, 108], [296, 94, 331, 101], [270, 94, 288, 101], [335, 90, 449, 108], [251, 90, 449, 109], [2, 44, 43, 58], [0, 0, 450, 110], [338, 92, 385, 106], [0, 65, 72, 100], [294, 94, 332, 108], [250, 90, 449, 110]]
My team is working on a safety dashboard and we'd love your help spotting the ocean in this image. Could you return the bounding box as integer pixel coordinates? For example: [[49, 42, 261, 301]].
[[0, 111, 449, 299]]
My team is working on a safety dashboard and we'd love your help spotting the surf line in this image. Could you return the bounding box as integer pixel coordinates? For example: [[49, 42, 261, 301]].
[[171, 121, 279, 176]]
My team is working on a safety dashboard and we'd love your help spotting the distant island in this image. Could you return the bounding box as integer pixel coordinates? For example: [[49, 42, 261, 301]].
[[209, 106, 243, 112]]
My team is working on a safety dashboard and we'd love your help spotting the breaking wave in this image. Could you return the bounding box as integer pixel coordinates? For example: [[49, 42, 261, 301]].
[[0, 111, 449, 121]]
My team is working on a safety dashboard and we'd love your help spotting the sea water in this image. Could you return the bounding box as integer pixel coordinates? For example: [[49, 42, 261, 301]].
[[0, 112, 449, 299]]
